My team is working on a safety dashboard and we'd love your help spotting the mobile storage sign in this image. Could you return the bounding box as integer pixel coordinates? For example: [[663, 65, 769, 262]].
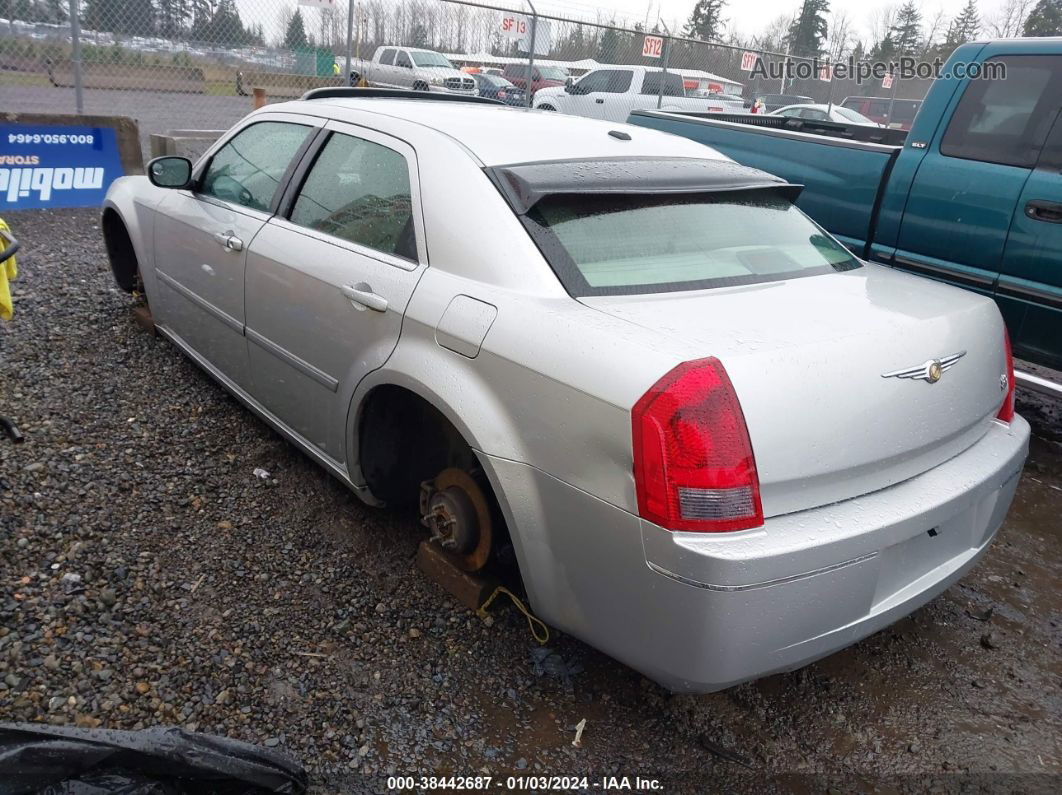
[[1, 124, 124, 210]]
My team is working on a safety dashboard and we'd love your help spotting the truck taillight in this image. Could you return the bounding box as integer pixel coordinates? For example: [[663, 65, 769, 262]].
[[997, 327, 1015, 424], [632, 358, 763, 533]]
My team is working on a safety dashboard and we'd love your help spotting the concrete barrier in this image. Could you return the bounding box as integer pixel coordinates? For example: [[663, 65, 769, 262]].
[[149, 130, 226, 162], [3, 113, 144, 175], [48, 63, 207, 94], [236, 70, 344, 98]]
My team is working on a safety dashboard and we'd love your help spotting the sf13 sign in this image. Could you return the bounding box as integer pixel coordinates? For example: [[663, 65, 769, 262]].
[[499, 14, 529, 39], [642, 35, 664, 58], [1, 124, 124, 210], [740, 51, 759, 72]]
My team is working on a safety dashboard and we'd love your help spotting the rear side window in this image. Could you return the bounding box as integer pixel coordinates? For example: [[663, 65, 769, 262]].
[[379, 49, 395, 65], [941, 55, 1062, 168], [201, 121, 311, 212], [523, 193, 860, 297], [640, 72, 685, 97], [290, 132, 416, 261]]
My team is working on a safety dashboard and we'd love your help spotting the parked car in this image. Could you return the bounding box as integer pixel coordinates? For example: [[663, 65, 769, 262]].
[[771, 103, 880, 126], [754, 93, 813, 113], [348, 46, 476, 95], [629, 39, 1062, 373], [501, 62, 568, 95], [534, 66, 730, 123], [103, 89, 1028, 693], [692, 89, 748, 113], [472, 72, 526, 106], [841, 96, 923, 130]]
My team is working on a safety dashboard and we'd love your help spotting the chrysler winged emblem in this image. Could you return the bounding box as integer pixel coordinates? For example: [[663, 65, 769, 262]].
[[881, 351, 966, 384]]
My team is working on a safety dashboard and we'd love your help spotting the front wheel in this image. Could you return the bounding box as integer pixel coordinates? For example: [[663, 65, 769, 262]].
[[537, 104, 556, 111], [412, 81, 429, 92]]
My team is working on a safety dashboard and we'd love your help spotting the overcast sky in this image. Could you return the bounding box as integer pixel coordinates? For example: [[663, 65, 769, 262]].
[[533, 0, 1005, 45]]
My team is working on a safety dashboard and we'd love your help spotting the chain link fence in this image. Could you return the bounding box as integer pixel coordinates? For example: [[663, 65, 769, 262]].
[[2, 0, 935, 159]]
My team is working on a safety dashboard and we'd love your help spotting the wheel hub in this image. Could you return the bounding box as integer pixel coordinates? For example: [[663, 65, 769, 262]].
[[420, 468, 493, 572]]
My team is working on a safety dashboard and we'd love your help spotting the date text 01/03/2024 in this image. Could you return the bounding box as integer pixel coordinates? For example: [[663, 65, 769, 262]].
[[386, 776, 664, 791]]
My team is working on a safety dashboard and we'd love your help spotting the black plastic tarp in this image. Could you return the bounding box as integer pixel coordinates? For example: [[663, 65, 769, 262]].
[[0, 723, 307, 795]]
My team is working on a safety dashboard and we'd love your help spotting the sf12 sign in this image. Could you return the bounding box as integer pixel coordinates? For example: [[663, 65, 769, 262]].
[[1, 124, 124, 210], [740, 51, 759, 72], [882, 74, 894, 89], [642, 35, 664, 59]]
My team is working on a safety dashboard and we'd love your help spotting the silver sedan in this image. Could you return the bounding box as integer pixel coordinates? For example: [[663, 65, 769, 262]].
[[101, 92, 1029, 692]]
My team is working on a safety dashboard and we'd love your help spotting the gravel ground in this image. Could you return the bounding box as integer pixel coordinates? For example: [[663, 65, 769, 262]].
[[1, 208, 1060, 793]]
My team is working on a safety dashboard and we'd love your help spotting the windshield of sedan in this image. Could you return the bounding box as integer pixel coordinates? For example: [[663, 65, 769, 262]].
[[836, 107, 875, 124], [524, 193, 861, 296], [412, 51, 454, 68]]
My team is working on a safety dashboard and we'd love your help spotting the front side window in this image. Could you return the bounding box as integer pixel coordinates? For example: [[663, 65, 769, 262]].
[[201, 121, 311, 212], [523, 193, 860, 296], [396, 51, 412, 69], [290, 132, 416, 261], [537, 66, 567, 81], [576, 70, 631, 94], [941, 55, 1062, 167]]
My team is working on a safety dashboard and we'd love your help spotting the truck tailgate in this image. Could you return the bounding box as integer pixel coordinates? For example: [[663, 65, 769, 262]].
[[628, 110, 901, 256]]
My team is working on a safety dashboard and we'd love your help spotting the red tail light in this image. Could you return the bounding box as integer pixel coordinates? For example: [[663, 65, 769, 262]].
[[997, 327, 1015, 424], [632, 358, 763, 533]]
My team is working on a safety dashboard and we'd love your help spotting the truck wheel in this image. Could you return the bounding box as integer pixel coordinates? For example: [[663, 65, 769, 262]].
[[413, 81, 429, 92], [538, 104, 556, 111]]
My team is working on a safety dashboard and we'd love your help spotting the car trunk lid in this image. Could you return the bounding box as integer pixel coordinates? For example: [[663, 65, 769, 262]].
[[580, 265, 1008, 518]]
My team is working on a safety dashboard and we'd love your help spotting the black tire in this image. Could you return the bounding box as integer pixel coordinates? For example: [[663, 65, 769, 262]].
[[412, 81, 429, 92], [538, 104, 556, 111]]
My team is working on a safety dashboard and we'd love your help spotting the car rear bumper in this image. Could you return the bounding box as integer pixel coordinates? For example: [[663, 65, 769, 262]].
[[483, 415, 1029, 692]]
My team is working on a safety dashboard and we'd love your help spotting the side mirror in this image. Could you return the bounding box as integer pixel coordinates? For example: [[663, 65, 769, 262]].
[[147, 156, 192, 189], [565, 76, 573, 89]]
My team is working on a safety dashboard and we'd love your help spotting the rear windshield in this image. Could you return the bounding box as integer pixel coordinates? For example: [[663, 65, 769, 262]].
[[523, 193, 861, 296]]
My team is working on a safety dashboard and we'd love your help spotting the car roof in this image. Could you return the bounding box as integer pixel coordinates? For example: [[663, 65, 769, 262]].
[[278, 98, 725, 167]]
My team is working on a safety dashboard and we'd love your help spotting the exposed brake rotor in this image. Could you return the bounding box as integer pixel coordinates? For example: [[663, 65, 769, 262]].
[[420, 467, 493, 572]]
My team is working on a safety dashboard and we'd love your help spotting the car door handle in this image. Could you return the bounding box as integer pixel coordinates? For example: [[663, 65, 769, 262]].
[[595, 98, 604, 104], [1025, 200, 1062, 224], [213, 232, 244, 251], [340, 283, 388, 312]]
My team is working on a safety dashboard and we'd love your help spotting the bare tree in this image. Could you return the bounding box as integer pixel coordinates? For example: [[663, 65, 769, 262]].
[[921, 6, 947, 55], [986, 0, 1034, 37], [827, 10, 853, 60]]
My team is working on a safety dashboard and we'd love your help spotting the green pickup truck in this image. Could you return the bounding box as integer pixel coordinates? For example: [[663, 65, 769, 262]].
[[629, 39, 1062, 376]]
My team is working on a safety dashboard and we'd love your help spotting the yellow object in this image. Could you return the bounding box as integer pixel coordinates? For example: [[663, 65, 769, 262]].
[[478, 585, 550, 645], [332, 62, 340, 75], [0, 218, 17, 321]]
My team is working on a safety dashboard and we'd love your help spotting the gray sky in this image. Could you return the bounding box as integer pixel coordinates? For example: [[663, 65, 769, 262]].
[[535, 0, 1005, 45]]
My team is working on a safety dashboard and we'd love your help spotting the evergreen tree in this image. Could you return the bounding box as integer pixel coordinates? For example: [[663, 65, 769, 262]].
[[597, 24, 619, 61], [949, 0, 981, 43], [888, 1, 923, 54], [409, 21, 428, 48], [869, 32, 896, 61], [683, 0, 726, 42], [787, 0, 829, 58], [1024, 0, 1062, 35], [284, 7, 308, 49], [157, 0, 190, 38]]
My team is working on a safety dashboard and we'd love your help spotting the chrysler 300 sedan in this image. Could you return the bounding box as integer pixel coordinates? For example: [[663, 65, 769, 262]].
[[101, 89, 1030, 692]]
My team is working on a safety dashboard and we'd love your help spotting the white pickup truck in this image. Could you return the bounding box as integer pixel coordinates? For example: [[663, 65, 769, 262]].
[[533, 66, 730, 122], [346, 46, 477, 95]]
